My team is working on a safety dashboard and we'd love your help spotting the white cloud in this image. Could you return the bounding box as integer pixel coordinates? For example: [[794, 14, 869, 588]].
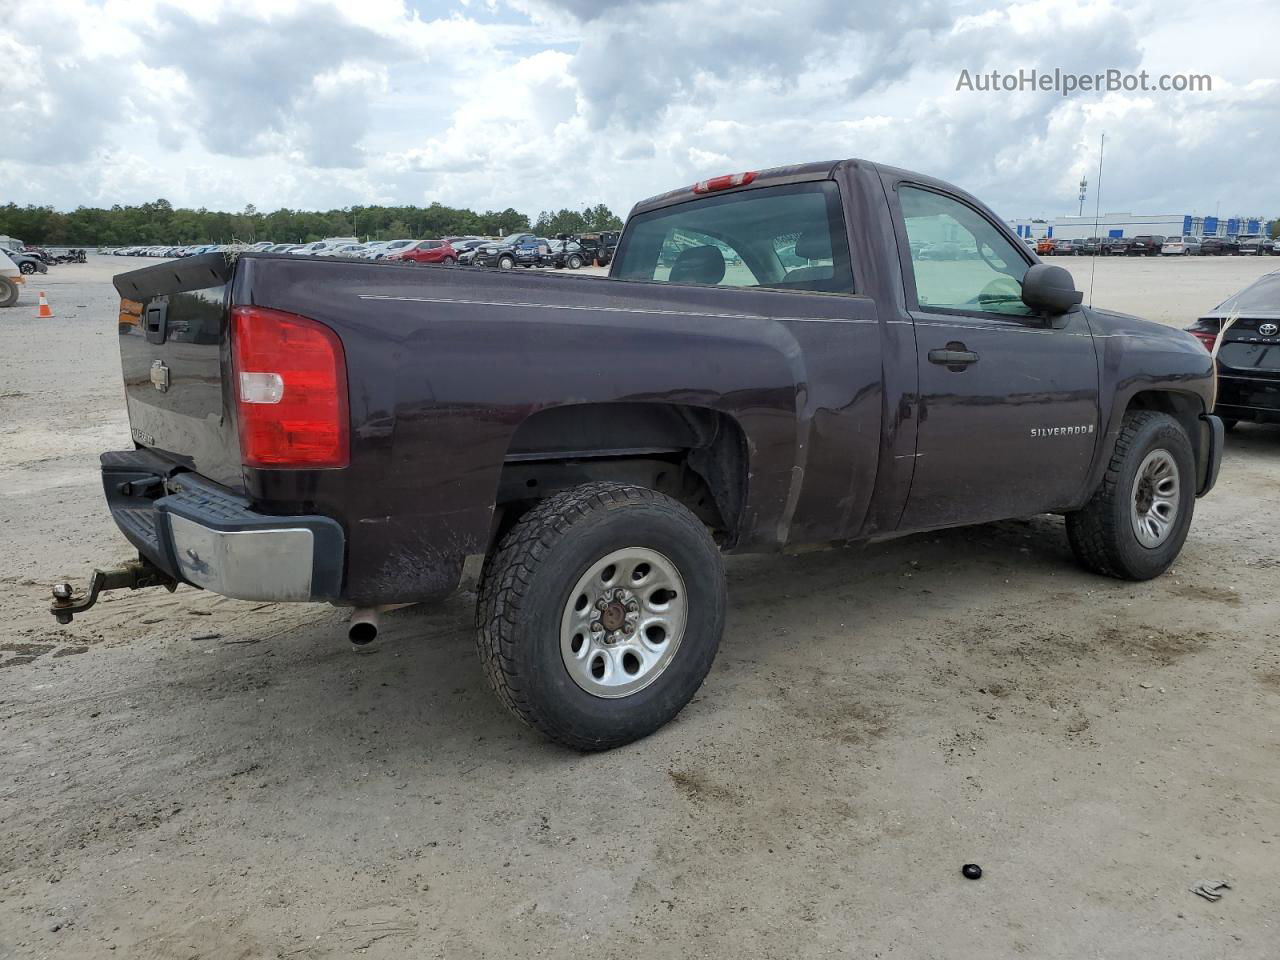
[[1, 0, 1277, 223]]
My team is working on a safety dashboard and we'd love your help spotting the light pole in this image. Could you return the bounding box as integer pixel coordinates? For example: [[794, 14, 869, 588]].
[[1078, 176, 1087, 217]]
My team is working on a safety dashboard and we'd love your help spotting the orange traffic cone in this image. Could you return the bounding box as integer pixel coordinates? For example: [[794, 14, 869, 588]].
[[37, 291, 54, 318]]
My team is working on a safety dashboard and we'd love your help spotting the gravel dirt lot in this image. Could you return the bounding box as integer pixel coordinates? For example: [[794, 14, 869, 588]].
[[2, 255, 1278, 959]]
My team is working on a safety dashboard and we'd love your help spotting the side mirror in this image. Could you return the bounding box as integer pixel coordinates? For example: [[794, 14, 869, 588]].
[[1022, 263, 1083, 315]]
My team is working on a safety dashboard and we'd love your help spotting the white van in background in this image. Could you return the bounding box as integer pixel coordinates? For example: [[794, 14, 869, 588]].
[[0, 249, 25, 307]]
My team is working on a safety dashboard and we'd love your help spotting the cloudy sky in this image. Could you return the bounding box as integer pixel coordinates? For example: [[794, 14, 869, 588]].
[[3, 0, 1277, 221]]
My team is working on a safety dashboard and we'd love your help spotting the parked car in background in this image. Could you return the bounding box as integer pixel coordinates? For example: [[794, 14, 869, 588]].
[[575, 232, 620, 266], [290, 238, 359, 256], [1035, 237, 1056, 256], [268, 244, 300, 254], [8, 250, 49, 275], [453, 239, 491, 265], [1186, 270, 1280, 430], [1054, 238, 1086, 256], [472, 234, 540, 269], [1079, 237, 1106, 255], [1200, 236, 1239, 256], [1104, 237, 1132, 256], [366, 239, 416, 260], [1236, 235, 1275, 256], [1128, 235, 1165, 256], [317, 244, 370, 258], [387, 239, 458, 265], [541, 239, 587, 269], [1162, 236, 1202, 256]]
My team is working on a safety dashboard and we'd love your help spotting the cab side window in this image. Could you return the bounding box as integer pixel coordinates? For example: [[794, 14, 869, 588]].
[[900, 187, 1033, 318]]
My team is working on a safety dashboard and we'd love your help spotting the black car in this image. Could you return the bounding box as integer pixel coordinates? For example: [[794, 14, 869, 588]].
[[540, 240, 587, 269], [1080, 237, 1106, 255], [1105, 237, 1133, 255], [1186, 270, 1280, 429], [1200, 237, 1239, 256], [1236, 235, 1275, 256], [1127, 235, 1164, 256], [574, 231, 620, 267]]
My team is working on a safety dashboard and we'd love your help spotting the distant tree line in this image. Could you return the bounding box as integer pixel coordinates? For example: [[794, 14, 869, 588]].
[[0, 198, 624, 247], [533, 204, 625, 236]]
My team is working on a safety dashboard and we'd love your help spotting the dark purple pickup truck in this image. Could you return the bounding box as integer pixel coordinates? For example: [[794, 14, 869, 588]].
[[53, 158, 1223, 750]]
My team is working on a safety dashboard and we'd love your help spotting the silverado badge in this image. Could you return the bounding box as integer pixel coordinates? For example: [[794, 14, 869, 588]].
[[150, 359, 170, 392]]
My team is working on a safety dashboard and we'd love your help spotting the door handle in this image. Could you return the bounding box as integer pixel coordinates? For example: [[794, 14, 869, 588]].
[[928, 344, 979, 368]]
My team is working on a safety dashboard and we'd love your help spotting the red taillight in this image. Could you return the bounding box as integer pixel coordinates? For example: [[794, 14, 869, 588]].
[[692, 171, 756, 194], [1190, 329, 1218, 351], [230, 305, 349, 468]]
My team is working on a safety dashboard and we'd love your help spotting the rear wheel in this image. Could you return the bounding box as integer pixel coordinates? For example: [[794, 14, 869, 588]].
[[1066, 411, 1195, 580], [476, 482, 726, 751], [0, 277, 18, 307]]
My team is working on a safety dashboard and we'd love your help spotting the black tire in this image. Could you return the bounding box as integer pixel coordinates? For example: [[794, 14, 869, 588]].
[[476, 482, 726, 751], [19, 262, 35, 275], [568, 254, 583, 269], [1220, 418, 1238, 433], [1066, 411, 1196, 580], [497, 254, 515, 269]]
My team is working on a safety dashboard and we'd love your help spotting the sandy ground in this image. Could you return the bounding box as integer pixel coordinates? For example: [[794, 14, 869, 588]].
[[1, 255, 1278, 959]]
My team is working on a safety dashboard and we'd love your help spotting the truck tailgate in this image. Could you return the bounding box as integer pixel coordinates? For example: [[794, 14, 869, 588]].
[[114, 254, 243, 490]]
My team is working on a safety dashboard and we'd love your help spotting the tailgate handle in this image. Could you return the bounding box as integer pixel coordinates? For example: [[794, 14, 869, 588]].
[[143, 301, 169, 345]]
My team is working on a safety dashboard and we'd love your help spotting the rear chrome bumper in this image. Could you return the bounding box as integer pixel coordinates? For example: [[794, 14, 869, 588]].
[[102, 449, 344, 602]]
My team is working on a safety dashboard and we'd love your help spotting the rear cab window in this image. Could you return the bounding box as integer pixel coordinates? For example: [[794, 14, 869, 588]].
[[612, 181, 855, 294]]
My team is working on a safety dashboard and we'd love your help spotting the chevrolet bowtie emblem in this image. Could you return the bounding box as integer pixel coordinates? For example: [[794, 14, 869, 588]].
[[150, 359, 170, 392]]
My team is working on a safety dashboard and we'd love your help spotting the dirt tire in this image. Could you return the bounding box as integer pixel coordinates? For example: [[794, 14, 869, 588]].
[[1066, 411, 1196, 580], [476, 481, 726, 751], [0, 277, 19, 308]]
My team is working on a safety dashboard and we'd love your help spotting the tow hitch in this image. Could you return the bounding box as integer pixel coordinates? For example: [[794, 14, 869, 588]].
[[50, 558, 178, 624]]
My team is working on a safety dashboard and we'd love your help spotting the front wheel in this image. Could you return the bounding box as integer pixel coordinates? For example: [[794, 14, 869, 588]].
[[19, 262, 35, 275], [0, 276, 18, 307], [476, 482, 726, 751], [568, 254, 583, 269], [1066, 411, 1195, 580]]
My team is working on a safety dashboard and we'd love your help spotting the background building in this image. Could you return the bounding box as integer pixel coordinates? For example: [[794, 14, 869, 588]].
[[1007, 213, 1273, 241]]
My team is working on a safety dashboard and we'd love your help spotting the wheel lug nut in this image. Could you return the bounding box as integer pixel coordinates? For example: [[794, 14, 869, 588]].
[[590, 621, 603, 633], [596, 599, 608, 611], [626, 600, 639, 612]]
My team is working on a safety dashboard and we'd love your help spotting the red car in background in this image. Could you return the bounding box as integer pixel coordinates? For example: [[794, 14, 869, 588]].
[[388, 239, 458, 265]]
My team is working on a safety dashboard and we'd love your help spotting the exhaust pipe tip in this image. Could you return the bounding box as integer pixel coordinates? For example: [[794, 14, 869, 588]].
[[348, 607, 380, 646]]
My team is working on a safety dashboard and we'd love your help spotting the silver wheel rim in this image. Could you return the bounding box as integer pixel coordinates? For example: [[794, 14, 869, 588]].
[[1130, 449, 1180, 548], [559, 547, 687, 699]]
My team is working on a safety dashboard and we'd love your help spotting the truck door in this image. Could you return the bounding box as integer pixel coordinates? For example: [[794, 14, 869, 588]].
[[890, 183, 1100, 531]]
